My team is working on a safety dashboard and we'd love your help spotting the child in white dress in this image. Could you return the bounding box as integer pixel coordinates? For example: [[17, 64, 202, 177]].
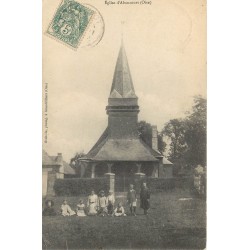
[[76, 199, 86, 217], [61, 200, 76, 216]]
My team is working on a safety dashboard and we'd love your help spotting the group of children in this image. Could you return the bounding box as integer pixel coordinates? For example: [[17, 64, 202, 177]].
[[86, 189, 119, 216], [43, 183, 150, 217]]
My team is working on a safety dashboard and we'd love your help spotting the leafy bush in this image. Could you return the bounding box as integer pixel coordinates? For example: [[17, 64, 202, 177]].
[[54, 178, 109, 196]]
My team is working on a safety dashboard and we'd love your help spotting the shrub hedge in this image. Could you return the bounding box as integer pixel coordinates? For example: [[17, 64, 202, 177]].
[[150, 178, 175, 192], [54, 178, 109, 196], [135, 177, 193, 193], [135, 178, 175, 193], [53, 176, 193, 196]]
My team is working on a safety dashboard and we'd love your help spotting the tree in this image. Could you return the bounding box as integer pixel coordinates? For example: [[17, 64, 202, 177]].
[[161, 118, 187, 162], [70, 151, 86, 175], [162, 96, 207, 170], [138, 121, 166, 154], [184, 96, 207, 167]]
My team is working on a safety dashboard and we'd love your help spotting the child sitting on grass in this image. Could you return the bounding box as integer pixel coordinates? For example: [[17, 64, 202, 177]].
[[61, 199, 76, 216], [42, 200, 56, 216], [76, 199, 86, 217], [113, 202, 126, 217]]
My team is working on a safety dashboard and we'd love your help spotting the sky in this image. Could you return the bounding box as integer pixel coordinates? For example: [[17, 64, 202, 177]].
[[43, 0, 206, 162]]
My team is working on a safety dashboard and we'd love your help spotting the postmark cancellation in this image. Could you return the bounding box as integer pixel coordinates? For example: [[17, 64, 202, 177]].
[[47, 0, 104, 49]]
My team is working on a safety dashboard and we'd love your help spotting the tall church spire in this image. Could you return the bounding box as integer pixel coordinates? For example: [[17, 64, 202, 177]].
[[106, 39, 139, 135], [109, 42, 137, 98]]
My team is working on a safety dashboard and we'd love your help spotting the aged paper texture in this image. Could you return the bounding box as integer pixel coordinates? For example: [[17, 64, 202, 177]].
[[43, 0, 206, 249]]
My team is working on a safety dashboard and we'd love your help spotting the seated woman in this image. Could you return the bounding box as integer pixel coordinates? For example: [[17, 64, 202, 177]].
[[76, 199, 86, 217], [98, 190, 108, 216], [42, 200, 56, 216], [113, 202, 126, 217], [61, 199, 76, 216], [87, 190, 98, 215]]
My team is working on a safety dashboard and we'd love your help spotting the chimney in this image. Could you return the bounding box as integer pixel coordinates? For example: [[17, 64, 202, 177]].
[[57, 153, 64, 175], [152, 125, 158, 151], [57, 153, 63, 164]]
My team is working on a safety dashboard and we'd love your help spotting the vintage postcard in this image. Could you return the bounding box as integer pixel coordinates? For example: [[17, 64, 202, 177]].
[[43, 0, 206, 249]]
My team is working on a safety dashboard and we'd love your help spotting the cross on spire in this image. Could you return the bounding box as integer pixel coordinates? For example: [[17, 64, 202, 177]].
[[121, 21, 125, 43]]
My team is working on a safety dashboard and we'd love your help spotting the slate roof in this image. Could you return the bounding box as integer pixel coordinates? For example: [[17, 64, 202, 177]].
[[42, 150, 76, 175], [89, 139, 158, 162], [163, 157, 173, 165], [61, 161, 76, 175], [50, 156, 62, 165], [42, 150, 59, 166], [81, 129, 160, 162], [139, 139, 163, 158]]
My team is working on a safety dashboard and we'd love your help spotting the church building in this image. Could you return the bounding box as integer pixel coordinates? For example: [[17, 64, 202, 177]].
[[79, 42, 172, 179]]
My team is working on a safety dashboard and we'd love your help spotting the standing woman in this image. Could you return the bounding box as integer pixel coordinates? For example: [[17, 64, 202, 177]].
[[87, 190, 98, 215], [140, 182, 150, 215]]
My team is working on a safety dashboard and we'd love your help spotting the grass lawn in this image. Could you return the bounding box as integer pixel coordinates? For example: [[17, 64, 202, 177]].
[[43, 189, 206, 249]]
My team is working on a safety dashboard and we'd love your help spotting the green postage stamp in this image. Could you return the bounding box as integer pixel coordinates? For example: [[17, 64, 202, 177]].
[[47, 0, 95, 49]]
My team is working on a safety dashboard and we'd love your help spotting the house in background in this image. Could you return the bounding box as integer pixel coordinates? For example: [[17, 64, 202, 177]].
[[163, 157, 173, 178], [42, 150, 76, 196]]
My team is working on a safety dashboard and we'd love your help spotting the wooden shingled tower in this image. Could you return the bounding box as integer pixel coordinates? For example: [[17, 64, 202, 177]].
[[79, 41, 165, 183]]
